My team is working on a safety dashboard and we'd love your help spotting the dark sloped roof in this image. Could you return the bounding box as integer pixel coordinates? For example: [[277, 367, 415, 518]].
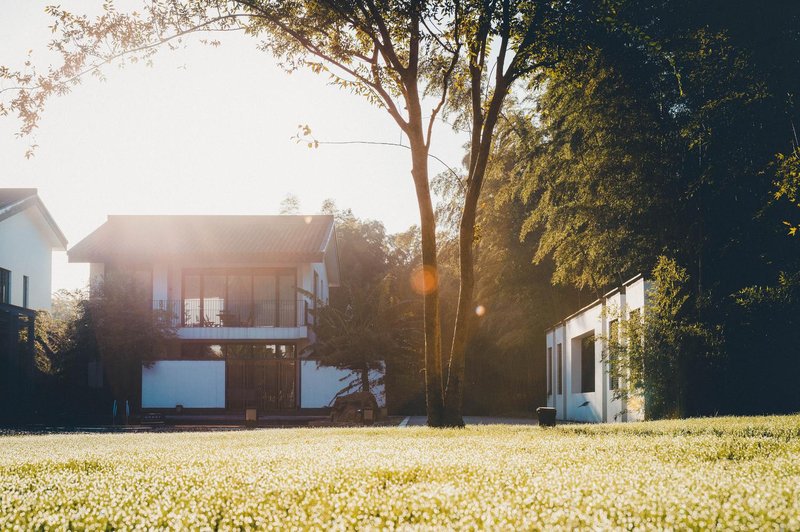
[[68, 215, 336, 264], [0, 188, 68, 249]]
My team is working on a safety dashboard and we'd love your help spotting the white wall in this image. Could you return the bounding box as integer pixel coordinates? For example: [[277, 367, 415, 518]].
[[565, 304, 604, 423], [605, 290, 626, 423], [300, 361, 385, 408], [0, 206, 57, 310], [141, 360, 225, 408]]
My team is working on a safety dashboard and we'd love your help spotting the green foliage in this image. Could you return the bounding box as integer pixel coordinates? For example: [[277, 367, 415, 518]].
[[483, 0, 800, 415], [516, 52, 677, 291], [278, 193, 301, 215], [3, 416, 800, 528], [76, 274, 176, 406], [641, 258, 719, 419], [313, 279, 418, 397], [512, 0, 800, 293], [27, 289, 86, 376], [774, 151, 800, 236], [311, 206, 424, 410], [604, 257, 719, 419]]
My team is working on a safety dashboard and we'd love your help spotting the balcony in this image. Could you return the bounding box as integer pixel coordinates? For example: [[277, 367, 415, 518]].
[[153, 299, 308, 328]]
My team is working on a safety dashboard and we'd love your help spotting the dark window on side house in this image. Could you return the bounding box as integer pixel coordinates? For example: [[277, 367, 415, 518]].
[[581, 335, 595, 393], [557, 343, 563, 395], [0, 269, 10, 304]]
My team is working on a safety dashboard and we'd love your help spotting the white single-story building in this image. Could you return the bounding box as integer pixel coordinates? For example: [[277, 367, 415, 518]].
[[69, 214, 384, 414], [545, 274, 649, 423]]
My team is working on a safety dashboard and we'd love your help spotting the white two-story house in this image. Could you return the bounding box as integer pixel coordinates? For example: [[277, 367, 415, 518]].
[[68, 214, 380, 415], [0, 188, 67, 311]]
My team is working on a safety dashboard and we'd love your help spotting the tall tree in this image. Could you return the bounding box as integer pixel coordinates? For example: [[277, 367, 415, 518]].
[[434, 104, 586, 412], [1, 0, 589, 426]]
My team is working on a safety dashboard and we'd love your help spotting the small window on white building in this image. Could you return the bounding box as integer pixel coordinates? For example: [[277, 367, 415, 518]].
[[556, 343, 563, 395], [0, 268, 10, 304], [581, 335, 596, 393], [546, 346, 553, 395], [23, 276, 29, 309]]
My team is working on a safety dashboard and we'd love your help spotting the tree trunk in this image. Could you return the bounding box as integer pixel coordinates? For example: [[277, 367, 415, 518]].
[[407, 129, 445, 427], [442, 79, 511, 427], [441, 199, 477, 427]]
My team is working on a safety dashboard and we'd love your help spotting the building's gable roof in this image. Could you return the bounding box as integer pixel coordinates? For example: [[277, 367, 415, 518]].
[[68, 215, 337, 264], [0, 188, 68, 250], [545, 273, 646, 332]]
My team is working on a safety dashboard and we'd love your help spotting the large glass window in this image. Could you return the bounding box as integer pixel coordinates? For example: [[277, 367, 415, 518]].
[[546, 346, 553, 396], [253, 275, 276, 326], [278, 273, 296, 326], [182, 269, 296, 327], [183, 274, 201, 326], [225, 275, 252, 326]]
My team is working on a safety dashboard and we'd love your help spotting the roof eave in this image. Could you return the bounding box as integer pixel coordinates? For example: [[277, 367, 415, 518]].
[[68, 251, 326, 264], [0, 195, 68, 250]]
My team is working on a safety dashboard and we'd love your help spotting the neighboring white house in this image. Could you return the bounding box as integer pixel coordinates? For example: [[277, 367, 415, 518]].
[[0, 188, 68, 311], [68, 214, 385, 414], [545, 274, 649, 423]]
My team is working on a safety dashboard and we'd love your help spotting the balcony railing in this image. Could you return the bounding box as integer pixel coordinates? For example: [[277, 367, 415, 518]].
[[152, 299, 308, 328]]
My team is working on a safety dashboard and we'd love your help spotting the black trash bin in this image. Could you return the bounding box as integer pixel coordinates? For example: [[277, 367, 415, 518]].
[[536, 407, 556, 427]]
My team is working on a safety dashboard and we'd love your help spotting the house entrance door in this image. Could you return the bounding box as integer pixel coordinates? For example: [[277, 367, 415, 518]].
[[226, 359, 297, 412]]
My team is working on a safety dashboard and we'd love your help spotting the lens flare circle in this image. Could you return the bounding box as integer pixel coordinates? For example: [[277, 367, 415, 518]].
[[410, 266, 438, 295]]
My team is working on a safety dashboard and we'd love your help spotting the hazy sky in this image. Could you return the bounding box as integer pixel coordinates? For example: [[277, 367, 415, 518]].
[[1, 1, 468, 293]]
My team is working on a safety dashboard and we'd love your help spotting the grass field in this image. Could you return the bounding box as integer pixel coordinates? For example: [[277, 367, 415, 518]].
[[2, 416, 800, 530]]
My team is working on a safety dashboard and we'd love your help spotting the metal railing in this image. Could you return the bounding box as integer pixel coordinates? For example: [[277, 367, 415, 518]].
[[152, 299, 307, 328]]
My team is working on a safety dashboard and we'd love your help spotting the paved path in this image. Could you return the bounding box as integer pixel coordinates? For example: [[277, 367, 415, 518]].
[[404, 416, 538, 426]]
